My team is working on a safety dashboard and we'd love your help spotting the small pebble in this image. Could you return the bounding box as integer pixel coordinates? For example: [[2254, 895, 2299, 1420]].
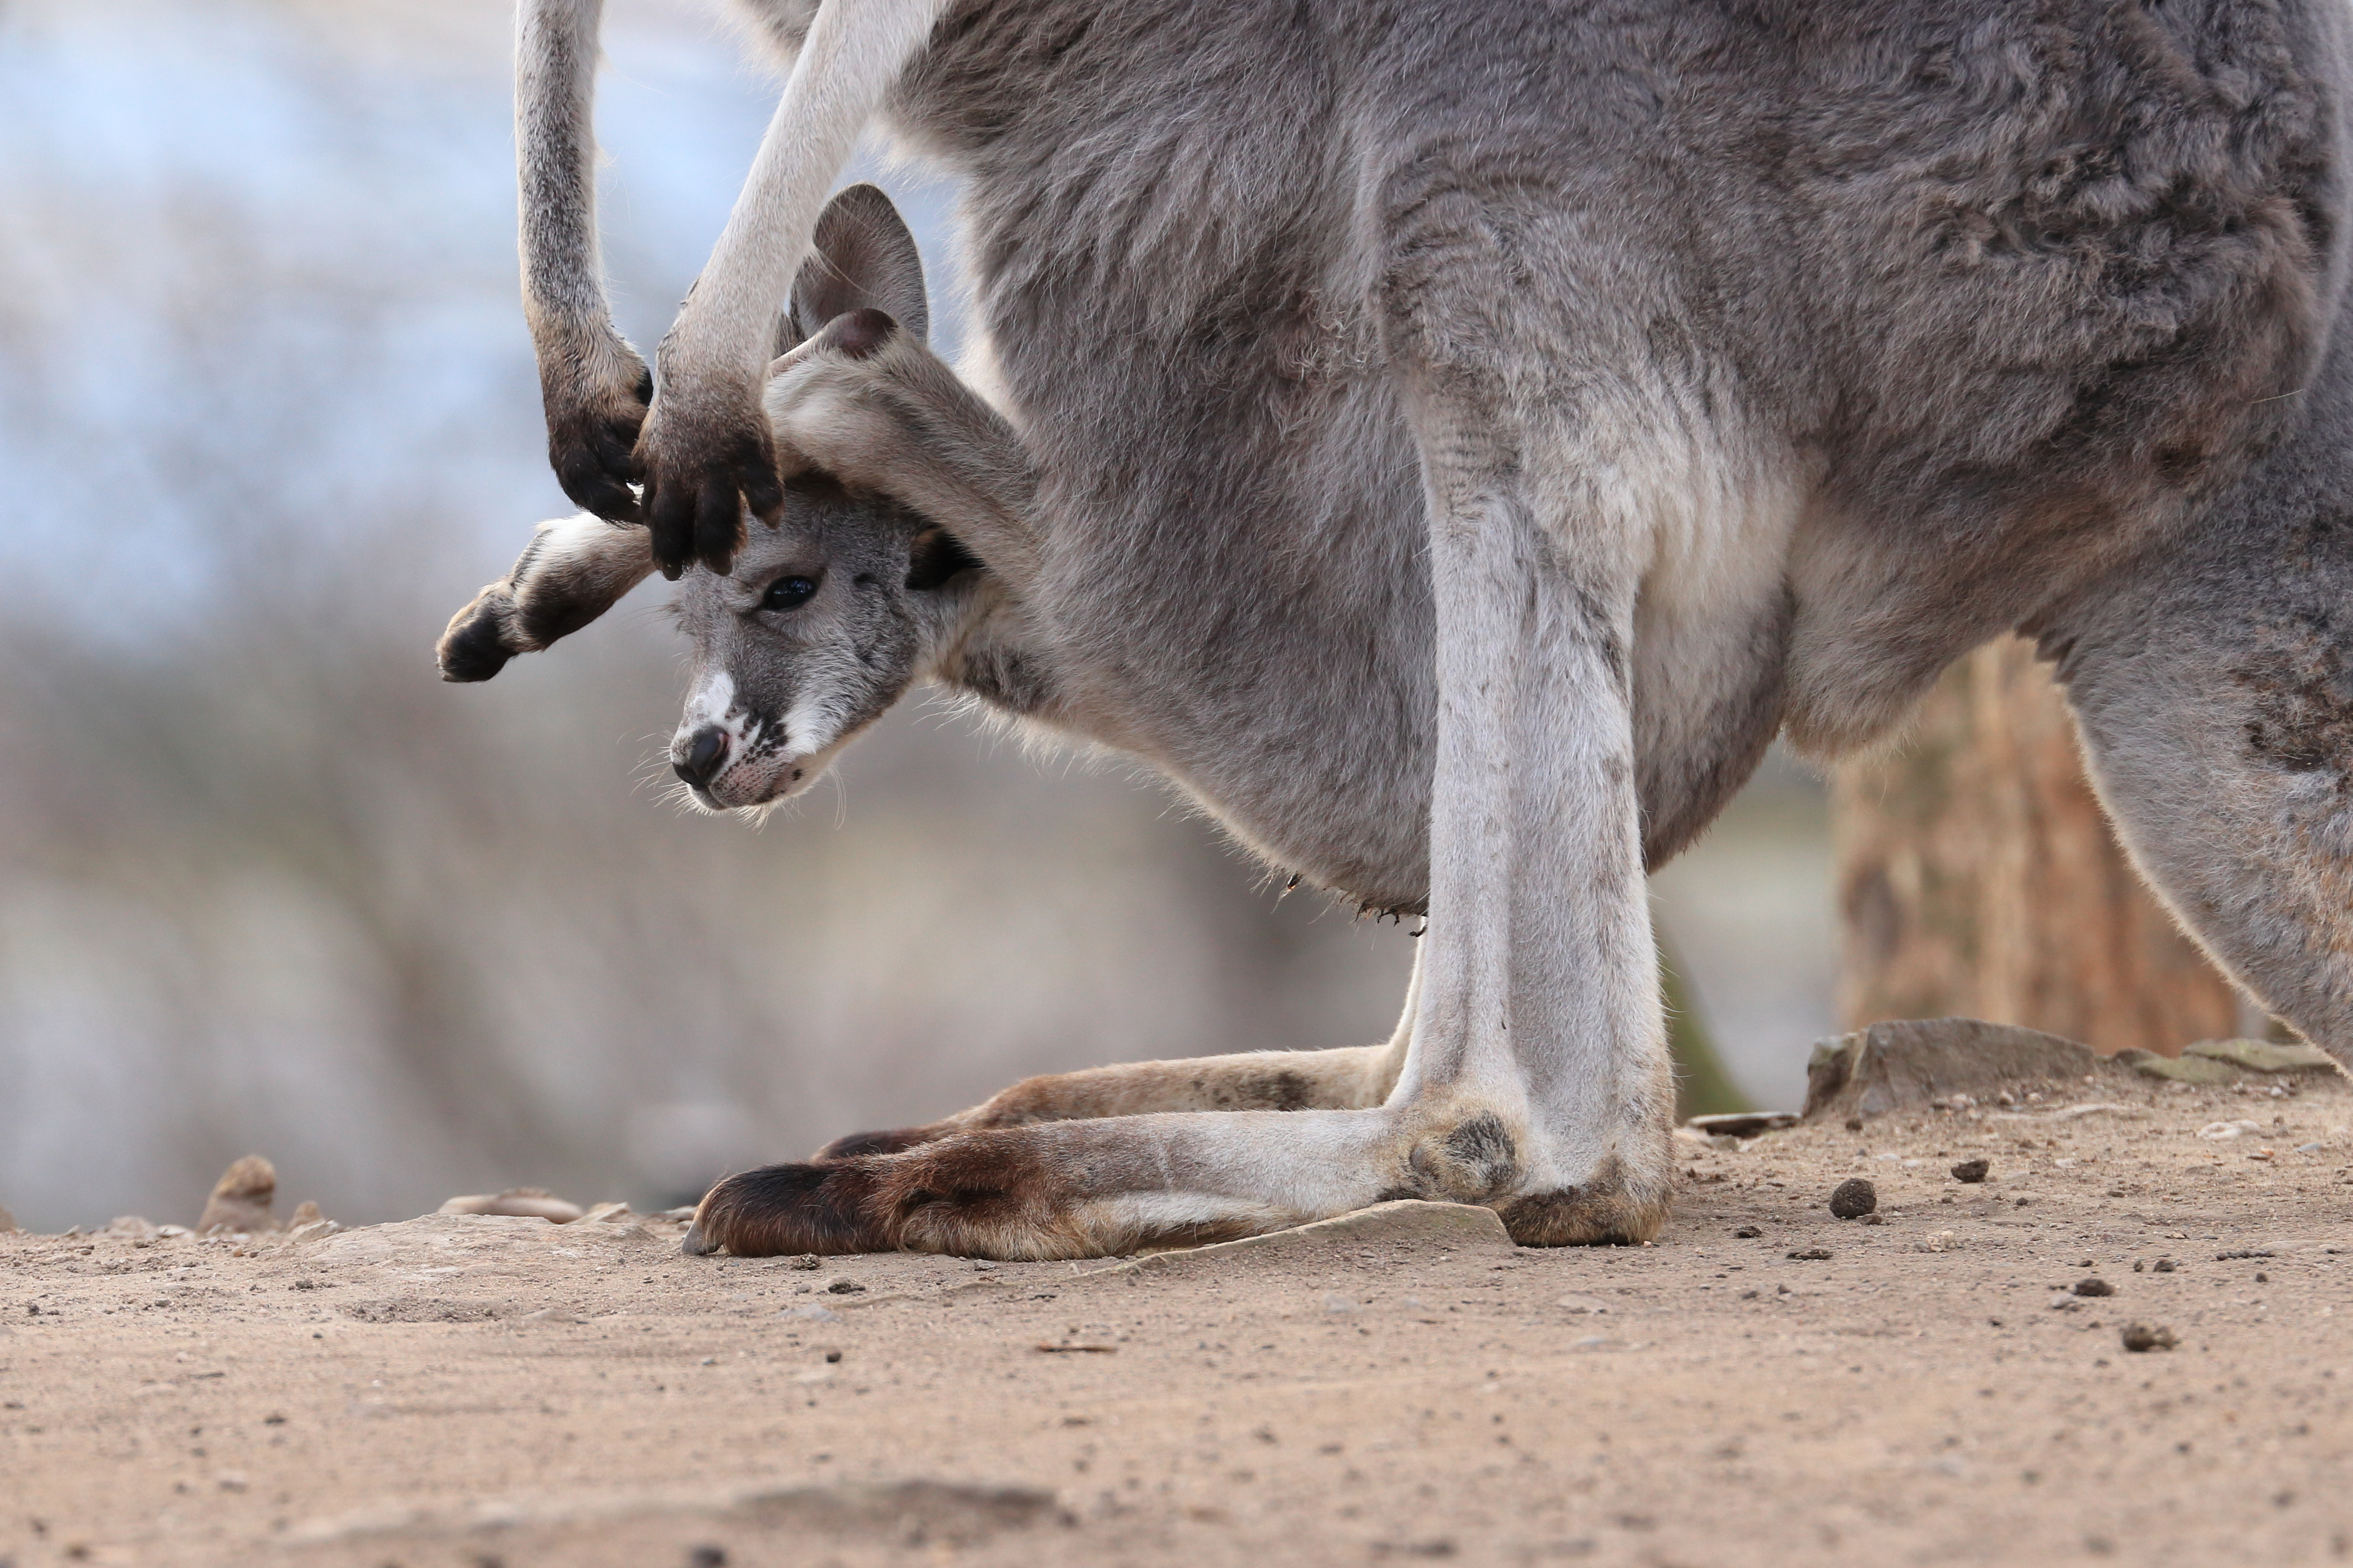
[[2120, 1323, 2178, 1353], [1732, 1225, 1762, 1239], [788, 1255, 823, 1271], [1827, 1178, 1877, 1219], [1786, 1247, 1833, 1262], [825, 1279, 866, 1295], [1950, 1158, 1991, 1184], [2152, 1258, 2176, 1274], [2072, 1278, 2114, 1298], [687, 1547, 728, 1568]]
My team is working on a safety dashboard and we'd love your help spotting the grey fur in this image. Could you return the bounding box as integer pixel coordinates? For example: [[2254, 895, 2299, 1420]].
[[486, 4, 2353, 1255]]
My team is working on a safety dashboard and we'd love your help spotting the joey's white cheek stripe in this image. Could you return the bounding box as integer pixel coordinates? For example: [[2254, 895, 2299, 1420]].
[[780, 693, 835, 757]]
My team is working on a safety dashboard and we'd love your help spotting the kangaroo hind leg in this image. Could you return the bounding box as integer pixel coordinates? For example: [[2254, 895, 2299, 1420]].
[[2053, 347, 2353, 1068], [813, 968, 1422, 1158]]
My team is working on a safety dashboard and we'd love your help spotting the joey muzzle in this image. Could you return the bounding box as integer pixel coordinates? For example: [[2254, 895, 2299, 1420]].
[[672, 725, 730, 789]]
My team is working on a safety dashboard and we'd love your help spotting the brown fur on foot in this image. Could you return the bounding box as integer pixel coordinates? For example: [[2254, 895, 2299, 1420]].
[[197, 1155, 277, 1234], [0, 1201, 16, 1234], [684, 1161, 896, 1256], [1497, 1156, 1672, 1246], [813, 1126, 948, 1161], [687, 1126, 1109, 1260]]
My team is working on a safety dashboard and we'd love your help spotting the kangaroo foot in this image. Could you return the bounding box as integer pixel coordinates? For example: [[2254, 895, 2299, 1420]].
[[1495, 1153, 1673, 1245], [684, 1132, 1112, 1261], [685, 1119, 1331, 1261]]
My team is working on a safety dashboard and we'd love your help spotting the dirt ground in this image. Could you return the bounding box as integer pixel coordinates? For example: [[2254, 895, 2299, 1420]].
[[4, 1071, 2350, 1568]]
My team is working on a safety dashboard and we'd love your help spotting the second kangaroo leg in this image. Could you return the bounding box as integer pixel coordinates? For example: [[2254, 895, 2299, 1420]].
[[2052, 327, 2353, 1066], [816, 967, 1421, 1157]]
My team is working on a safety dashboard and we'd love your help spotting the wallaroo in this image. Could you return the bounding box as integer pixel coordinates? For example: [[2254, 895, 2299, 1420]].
[[453, 0, 2353, 1258]]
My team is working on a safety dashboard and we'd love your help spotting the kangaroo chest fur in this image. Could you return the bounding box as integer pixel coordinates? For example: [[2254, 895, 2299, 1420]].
[[880, 0, 2343, 908]]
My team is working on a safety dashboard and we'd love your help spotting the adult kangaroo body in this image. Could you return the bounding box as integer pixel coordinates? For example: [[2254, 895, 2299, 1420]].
[[505, 0, 2353, 1256]]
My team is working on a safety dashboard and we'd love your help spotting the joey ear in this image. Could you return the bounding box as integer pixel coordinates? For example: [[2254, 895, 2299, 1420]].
[[904, 525, 985, 591], [437, 514, 658, 682], [790, 182, 929, 344]]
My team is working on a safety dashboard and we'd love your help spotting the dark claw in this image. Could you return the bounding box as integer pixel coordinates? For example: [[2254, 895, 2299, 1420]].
[[554, 451, 640, 524], [646, 472, 697, 579], [693, 471, 740, 579], [550, 402, 646, 524], [738, 451, 784, 526]]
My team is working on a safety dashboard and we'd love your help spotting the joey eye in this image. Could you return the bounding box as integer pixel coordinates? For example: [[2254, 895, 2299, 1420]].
[[761, 574, 819, 612]]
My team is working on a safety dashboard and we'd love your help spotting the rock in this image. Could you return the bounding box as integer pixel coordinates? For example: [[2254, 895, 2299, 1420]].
[[825, 1280, 866, 1295], [788, 1255, 823, 1271], [437, 1188, 584, 1223], [2197, 1120, 2264, 1142], [102, 1215, 159, 1237], [1109, 1200, 1514, 1275], [1786, 1247, 1833, 1261], [285, 1218, 343, 1243], [1733, 1225, 1763, 1238], [2182, 1038, 2341, 1075], [2118, 1051, 2240, 1086], [1684, 1112, 1798, 1139], [1827, 1178, 1878, 1219], [2120, 1322, 2178, 1353], [2073, 1278, 2114, 1298], [197, 1155, 278, 1234], [1950, 1158, 1991, 1183], [307, 1213, 653, 1271], [1802, 1020, 2127, 1124], [578, 1201, 632, 1223]]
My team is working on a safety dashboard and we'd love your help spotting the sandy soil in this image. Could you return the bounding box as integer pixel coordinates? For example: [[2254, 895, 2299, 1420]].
[[4, 1072, 2350, 1568]]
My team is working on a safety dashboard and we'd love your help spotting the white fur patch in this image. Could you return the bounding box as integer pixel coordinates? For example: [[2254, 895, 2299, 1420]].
[[531, 510, 628, 571], [685, 669, 737, 729]]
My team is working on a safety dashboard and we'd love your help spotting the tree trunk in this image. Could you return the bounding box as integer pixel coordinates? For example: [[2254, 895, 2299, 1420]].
[[1830, 636, 2244, 1056]]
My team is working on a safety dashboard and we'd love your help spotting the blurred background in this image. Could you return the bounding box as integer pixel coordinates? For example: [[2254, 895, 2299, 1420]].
[[0, 0, 1834, 1232]]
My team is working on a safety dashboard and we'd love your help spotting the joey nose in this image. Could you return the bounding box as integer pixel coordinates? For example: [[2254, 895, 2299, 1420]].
[[674, 725, 729, 789]]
